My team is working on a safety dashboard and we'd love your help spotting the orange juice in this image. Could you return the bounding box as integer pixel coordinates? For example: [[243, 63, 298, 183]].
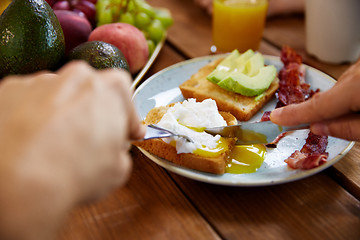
[[0, 0, 12, 15], [212, 0, 268, 53]]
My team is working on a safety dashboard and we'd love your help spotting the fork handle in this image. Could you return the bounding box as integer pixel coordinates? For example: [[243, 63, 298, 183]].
[[143, 125, 174, 140]]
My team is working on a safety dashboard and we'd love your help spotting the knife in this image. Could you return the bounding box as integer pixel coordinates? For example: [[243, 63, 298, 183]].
[[205, 121, 310, 145]]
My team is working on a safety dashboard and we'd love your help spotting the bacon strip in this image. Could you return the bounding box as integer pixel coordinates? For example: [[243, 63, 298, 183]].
[[259, 46, 328, 169], [277, 47, 314, 107], [285, 132, 328, 169], [278, 46, 328, 169]]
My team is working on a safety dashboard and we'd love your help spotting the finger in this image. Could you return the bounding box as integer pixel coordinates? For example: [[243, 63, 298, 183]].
[[99, 69, 146, 140], [56, 60, 95, 85], [99, 149, 133, 197], [56, 60, 93, 75], [336, 59, 360, 83], [96, 149, 133, 200], [53, 61, 101, 105], [115, 150, 133, 187], [270, 79, 360, 126], [310, 114, 360, 141]]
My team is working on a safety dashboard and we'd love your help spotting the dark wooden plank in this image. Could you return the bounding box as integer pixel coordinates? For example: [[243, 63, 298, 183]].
[[59, 147, 221, 240], [329, 142, 360, 200], [170, 172, 360, 240]]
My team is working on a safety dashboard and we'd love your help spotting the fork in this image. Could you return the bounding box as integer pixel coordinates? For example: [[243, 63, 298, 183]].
[[144, 124, 194, 143]]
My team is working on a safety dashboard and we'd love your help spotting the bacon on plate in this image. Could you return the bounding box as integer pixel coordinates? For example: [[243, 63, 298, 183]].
[[271, 46, 329, 169], [285, 132, 328, 169]]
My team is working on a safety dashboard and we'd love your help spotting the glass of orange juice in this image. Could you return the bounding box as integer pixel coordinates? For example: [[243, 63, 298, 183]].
[[212, 0, 268, 53], [0, 0, 12, 15]]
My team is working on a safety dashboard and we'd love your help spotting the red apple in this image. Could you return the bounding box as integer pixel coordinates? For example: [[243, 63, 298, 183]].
[[88, 23, 149, 74], [54, 10, 92, 55]]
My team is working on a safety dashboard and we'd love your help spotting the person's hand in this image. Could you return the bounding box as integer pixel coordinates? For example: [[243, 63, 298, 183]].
[[270, 59, 360, 141], [0, 61, 145, 240]]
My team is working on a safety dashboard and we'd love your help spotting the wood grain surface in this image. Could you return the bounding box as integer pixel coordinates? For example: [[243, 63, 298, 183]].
[[59, 0, 360, 239]]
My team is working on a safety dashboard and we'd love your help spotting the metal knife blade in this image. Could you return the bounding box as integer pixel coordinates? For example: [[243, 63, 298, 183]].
[[205, 121, 309, 145]]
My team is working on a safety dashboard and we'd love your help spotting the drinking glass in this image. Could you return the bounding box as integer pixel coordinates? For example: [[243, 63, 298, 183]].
[[0, 0, 12, 14], [212, 0, 268, 53], [305, 0, 360, 64]]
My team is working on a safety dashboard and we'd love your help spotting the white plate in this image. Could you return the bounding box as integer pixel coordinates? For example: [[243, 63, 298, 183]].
[[132, 54, 354, 186]]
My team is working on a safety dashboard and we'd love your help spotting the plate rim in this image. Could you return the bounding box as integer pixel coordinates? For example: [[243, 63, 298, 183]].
[[137, 142, 355, 186], [132, 54, 355, 186]]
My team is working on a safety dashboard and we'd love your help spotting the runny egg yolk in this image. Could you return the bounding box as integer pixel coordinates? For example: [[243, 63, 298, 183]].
[[193, 137, 232, 157], [172, 123, 267, 174], [226, 144, 266, 174], [183, 125, 231, 158]]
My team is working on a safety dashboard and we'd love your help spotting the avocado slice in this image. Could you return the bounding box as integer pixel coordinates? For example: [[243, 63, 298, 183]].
[[233, 49, 255, 69], [217, 65, 277, 97], [0, 0, 65, 79], [207, 49, 255, 84], [244, 52, 264, 77], [207, 49, 240, 83]]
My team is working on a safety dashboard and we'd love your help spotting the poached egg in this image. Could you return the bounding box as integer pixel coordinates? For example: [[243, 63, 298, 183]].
[[157, 98, 229, 156]]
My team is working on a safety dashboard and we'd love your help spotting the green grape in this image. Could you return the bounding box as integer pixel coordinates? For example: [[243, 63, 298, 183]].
[[97, 9, 113, 26], [137, 1, 156, 18], [155, 8, 173, 29], [126, 1, 136, 12], [111, 5, 120, 17], [119, 12, 135, 25], [147, 19, 165, 43], [96, 0, 112, 25], [135, 12, 151, 29], [95, 0, 171, 48], [95, 0, 109, 13], [147, 39, 156, 56]]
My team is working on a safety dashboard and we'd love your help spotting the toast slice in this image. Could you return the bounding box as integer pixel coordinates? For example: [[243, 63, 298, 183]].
[[133, 104, 237, 174], [179, 58, 279, 121]]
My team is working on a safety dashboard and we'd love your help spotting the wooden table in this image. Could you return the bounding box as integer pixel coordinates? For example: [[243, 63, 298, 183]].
[[59, 0, 360, 239]]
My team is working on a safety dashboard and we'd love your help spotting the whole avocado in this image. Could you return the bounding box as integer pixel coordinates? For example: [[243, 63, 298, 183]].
[[0, 0, 65, 79], [68, 41, 130, 72]]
